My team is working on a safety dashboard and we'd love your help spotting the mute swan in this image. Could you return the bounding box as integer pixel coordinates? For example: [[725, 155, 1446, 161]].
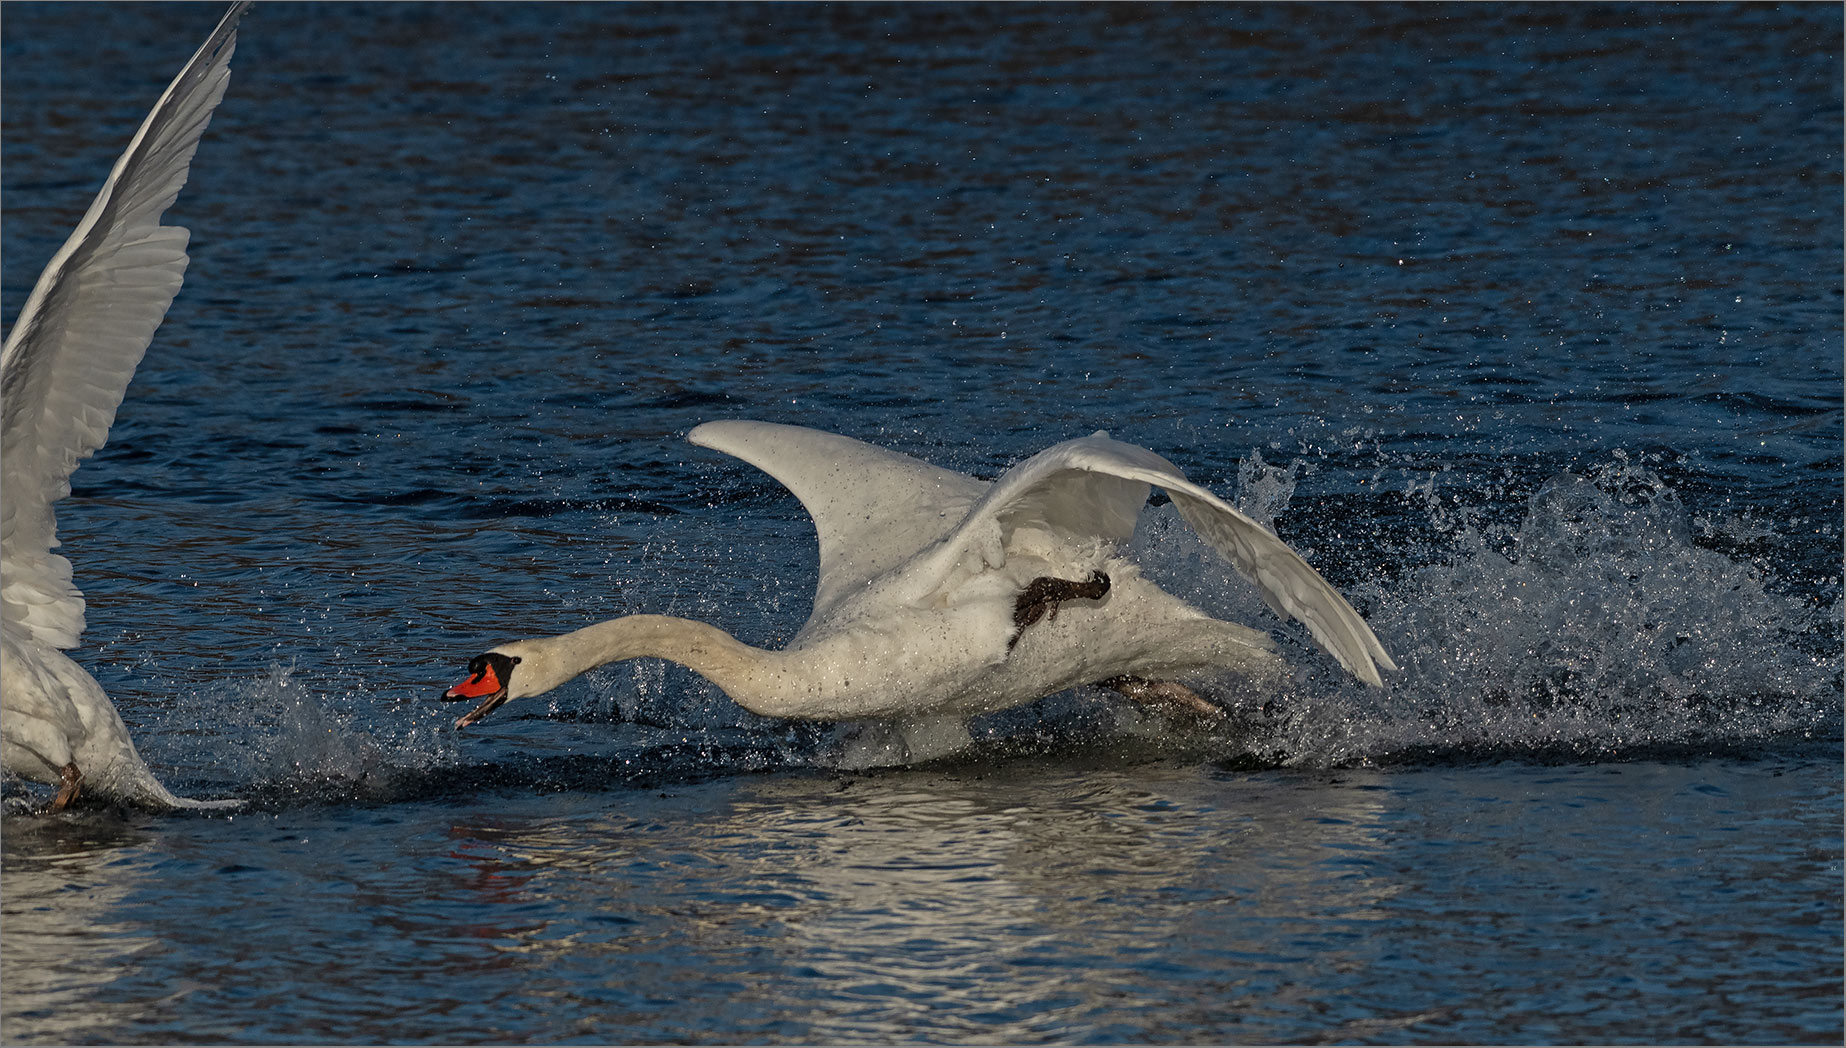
[[2, 2, 248, 811], [443, 421, 1396, 742]]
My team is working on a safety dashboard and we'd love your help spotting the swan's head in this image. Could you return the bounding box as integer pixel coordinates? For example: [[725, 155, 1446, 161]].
[[442, 650, 523, 728]]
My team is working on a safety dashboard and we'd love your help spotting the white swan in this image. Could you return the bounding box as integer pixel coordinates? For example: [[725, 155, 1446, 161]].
[[443, 421, 1396, 743], [2, 2, 248, 811]]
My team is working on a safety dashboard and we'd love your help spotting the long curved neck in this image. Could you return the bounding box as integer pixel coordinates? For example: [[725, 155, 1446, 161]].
[[512, 614, 785, 713]]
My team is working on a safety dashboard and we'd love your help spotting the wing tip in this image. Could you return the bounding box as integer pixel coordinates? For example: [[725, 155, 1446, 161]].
[[687, 418, 766, 452]]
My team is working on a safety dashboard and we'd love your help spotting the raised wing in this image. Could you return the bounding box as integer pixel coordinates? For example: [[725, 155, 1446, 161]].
[[687, 420, 989, 621], [924, 432, 1398, 687], [1, 2, 249, 649]]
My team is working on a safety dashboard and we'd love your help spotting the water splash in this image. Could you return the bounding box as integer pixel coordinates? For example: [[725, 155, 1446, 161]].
[[1267, 454, 1838, 765], [177, 663, 460, 802], [1231, 449, 1305, 533], [1124, 449, 1841, 767]]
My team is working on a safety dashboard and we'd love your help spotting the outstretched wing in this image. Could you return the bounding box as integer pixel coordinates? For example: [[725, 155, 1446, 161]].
[[1, 1, 249, 650], [921, 432, 1398, 686], [687, 420, 989, 621]]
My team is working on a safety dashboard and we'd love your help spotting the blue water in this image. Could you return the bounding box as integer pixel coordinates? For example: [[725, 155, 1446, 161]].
[[3, 2, 1840, 1043]]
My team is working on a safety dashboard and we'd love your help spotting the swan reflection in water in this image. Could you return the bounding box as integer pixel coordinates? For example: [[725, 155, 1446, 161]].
[[0, 819, 162, 1040], [434, 763, 1402, 1041]]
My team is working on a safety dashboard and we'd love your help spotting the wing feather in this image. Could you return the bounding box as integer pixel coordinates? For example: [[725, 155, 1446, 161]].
[[689, 423, 1394, 686], [923, 432, 1398, 686], [1, 1, 249, 649], [687, 420, 989, 621]]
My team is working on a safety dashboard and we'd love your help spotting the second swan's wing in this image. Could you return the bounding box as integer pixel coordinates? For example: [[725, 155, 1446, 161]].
[[1, 2, 249, 650]]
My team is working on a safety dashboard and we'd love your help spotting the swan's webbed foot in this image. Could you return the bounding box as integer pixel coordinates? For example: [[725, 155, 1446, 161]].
[[1009, 570, 1110, 650], [1097, 675, 1225, 721], [49, 762, 83, 813]]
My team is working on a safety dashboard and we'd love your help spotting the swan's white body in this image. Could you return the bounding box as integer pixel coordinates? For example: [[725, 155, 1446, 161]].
[[1, 3, 248, 810], [445, 421, 1396, 736]]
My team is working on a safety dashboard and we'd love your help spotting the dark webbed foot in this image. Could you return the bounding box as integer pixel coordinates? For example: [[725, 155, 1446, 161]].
[[49, 762, 83, 813], [1009, 570, 1110, 650], [1097, 675, 1225, 721]]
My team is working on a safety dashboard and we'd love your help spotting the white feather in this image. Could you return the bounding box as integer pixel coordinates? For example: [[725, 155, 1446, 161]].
[[449, 422, 1396, 740], [1, 2, 249, 809]]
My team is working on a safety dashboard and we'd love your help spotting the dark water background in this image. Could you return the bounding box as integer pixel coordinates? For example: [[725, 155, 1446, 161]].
[[3, 3, 1841, 1043]]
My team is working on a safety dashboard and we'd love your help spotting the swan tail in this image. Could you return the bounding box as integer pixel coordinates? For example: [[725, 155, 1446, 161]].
[[118, 763, 241, 811], [157, 791, 244, 811]]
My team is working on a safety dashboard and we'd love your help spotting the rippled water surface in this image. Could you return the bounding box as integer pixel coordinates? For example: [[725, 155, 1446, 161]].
[[3, 3, 1841, 1044]]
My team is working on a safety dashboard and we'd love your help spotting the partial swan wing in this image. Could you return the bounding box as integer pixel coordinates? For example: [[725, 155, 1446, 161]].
[[688, 420, 989, 620], [927, 432, 1398, 686], [1, 2, 249, 649]]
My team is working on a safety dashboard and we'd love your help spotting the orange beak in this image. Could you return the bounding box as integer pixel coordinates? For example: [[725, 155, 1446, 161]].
[[443, 653, 514, 728]]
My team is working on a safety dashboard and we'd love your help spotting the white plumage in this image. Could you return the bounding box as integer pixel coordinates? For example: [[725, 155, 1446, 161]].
[[3, 2, 249, 810], [443, 421, 1395, 747]]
